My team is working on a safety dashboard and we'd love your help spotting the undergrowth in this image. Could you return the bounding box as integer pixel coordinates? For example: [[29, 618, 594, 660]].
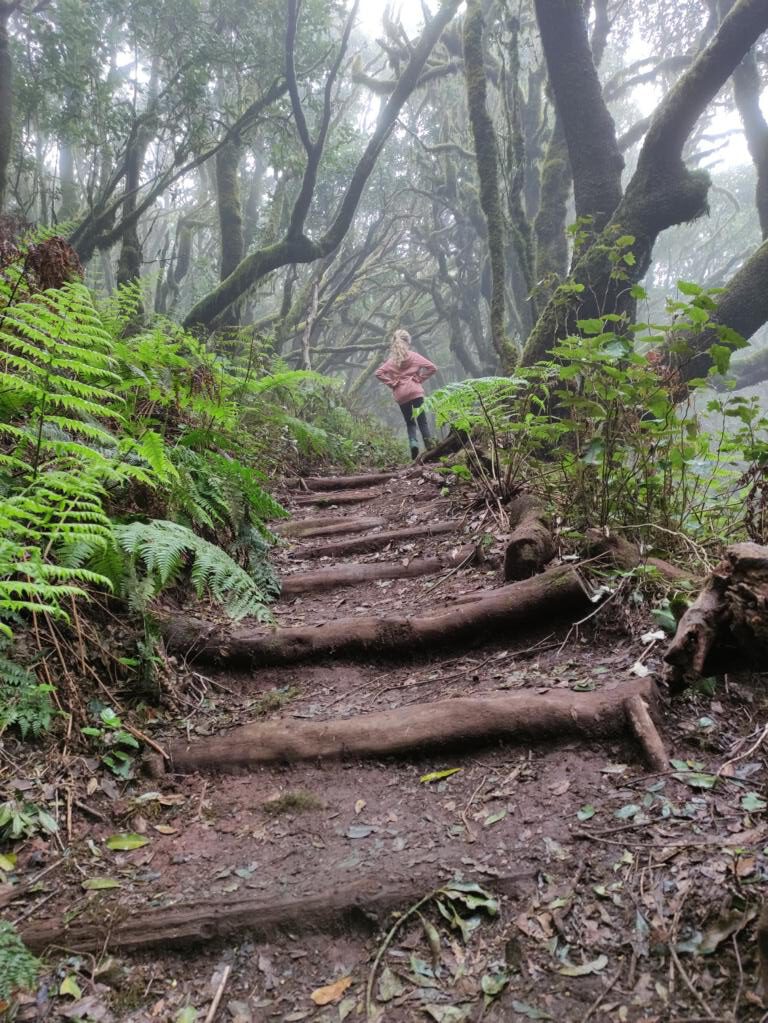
[[428, 279, 755, 567], [0, 242, 396, 746]]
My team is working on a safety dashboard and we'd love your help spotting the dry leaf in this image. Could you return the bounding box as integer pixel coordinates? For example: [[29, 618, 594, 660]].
[[354, 799, 366, 815], [310, 976, 352, 1006]]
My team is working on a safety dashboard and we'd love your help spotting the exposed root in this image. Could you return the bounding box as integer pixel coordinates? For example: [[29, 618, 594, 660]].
[[151, 677, 664, 775], [284, 472, 398, 491], [280, 544, 480, 595], [294, 521, 458, 559], [161, 564, 594, 667]]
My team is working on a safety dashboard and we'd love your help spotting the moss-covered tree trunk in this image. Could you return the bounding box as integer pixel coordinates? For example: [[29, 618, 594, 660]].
[[521, 0, 768, 367], [216, 140, 244, 281], [532, 0, 623, 241], [532, 117, 571, 307], [463, 0, 513, 371]]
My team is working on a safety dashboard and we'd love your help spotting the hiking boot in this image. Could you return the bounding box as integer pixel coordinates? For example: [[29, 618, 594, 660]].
[[410, 445, 420, 460]]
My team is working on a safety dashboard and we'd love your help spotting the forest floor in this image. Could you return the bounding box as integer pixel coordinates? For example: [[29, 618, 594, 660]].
[[5, 467, 768, 1023]]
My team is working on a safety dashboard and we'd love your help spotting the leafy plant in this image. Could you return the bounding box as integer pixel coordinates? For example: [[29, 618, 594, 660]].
[[0, 800, 58, 842], [115, 519, 275, 620], [0, 922, 40, 1005], [81, 706, 140, 779]]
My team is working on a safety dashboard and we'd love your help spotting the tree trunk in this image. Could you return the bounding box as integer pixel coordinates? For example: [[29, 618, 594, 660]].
[[532, 118, 571, 306], [0, 9, 12, 213], [463, 0, 511, 370], [215, 140, 245, 282], [521, 0, 768, 366], [533, 0, 623, 239]]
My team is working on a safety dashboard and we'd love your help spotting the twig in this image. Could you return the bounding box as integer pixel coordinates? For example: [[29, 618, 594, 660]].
[[73, 799, 107, 823], [203, 964, 231, 1023], [421, 549, 476, 594], [121, 721, 169, 760], [717, 721, 768, 780], [732, 931, 744, 1019], [0, 857, 66, 911], [460, 774, 487, 844], [583, 967, 621, 1023], [11, 888, 57, 925], [669, 943, 716, 1019]]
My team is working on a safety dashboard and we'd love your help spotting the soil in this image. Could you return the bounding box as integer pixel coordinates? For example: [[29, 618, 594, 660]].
[[3, 467, 768, 1023]]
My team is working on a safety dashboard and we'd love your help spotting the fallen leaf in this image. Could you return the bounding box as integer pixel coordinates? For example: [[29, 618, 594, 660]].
[[550, 779, 571, 796], [153, 824, 178, 835], [81, 877, 121, 891], [577, 805, 596, 821], [354, 799, 366, 815], [105, 833, 150, 851], [311, 976, 352, 1006], [424, 1006, 472, 1023], [376, 967, 404, 1003], [345, 825, 373, 840], [0, 853, 16, 872], [511, 1001, 553, 1019], [60, 976, 82, 999], [420, 768, 462, 784], [174, 1009, 198, 1023], [558, 954, 608, 976], [484, 810, 507, 827], [338, 997, 356, 1021], [741, 792, 767, 813]]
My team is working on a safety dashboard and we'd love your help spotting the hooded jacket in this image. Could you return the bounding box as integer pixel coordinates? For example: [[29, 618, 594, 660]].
[[375, 351, 437, 404]]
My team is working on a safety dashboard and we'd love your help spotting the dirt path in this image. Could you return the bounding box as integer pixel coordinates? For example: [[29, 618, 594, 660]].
[[7, 468, 768, 1022]]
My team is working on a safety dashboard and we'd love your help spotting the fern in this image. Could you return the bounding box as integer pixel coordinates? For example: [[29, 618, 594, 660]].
[[0, 923, 40, 1003], [0, 653, 54, 738], [114, 520, 274, 621]]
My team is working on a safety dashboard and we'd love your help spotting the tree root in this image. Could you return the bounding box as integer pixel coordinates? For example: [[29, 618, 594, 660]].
[[150, 676, 665, 775], [504, 496, 556, 581], [285, 472, 398, 491], [293, 488, 384, 506], [664, 542, 768, 688], [18, 872, 534, 955], [280, 544, 480, 596], [294, 521, 458, 559], [584, 529, 695, 586], [275, 516, 387, 539], [161, 564, 594, 667]]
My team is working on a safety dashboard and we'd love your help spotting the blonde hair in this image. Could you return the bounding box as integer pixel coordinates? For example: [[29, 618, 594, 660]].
[[389, 329, 411, 368]]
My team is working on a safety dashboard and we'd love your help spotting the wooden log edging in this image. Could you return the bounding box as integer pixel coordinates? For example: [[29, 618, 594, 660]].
[[295, 521, 457, 560], [279, 544, 479, 596], [153, 677, 665, 776], [285, 472, 398, 491], [162, 564, 593, 668]]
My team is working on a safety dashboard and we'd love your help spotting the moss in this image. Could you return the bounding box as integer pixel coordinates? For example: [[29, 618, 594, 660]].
[[250, 686, 298, 717], [262, 790, 323, 815]]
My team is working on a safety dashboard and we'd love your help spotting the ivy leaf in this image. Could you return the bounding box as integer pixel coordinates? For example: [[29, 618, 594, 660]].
[[577, 805, 596, 822]]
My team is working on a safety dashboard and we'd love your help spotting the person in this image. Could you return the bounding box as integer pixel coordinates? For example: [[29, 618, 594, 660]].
[[375, 329, 437, 459]]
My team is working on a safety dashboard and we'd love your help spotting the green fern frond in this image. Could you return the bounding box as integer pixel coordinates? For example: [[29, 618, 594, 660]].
[[114, 519, 274, 621]]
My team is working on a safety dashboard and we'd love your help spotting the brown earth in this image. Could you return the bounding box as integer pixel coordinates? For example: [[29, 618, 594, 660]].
[[3, 467, 768, 1023]]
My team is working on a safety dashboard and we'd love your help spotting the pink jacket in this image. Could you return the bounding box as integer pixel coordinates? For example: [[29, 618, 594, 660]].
[[375, 351, 437, 404]]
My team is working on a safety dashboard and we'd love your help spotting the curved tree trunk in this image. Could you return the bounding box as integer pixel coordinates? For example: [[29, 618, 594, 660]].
[[0, 8, 12, 212]]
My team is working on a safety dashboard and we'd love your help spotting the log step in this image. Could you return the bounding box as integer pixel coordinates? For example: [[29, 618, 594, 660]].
[[162, 564, 593, 667], [275, 516, 387, 539], [155, 676, 665, 775], [286, 472, 398, 491], [293, 488, 384, 506], [295, 521, 457, 559], [279, 544, 478, 596]]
